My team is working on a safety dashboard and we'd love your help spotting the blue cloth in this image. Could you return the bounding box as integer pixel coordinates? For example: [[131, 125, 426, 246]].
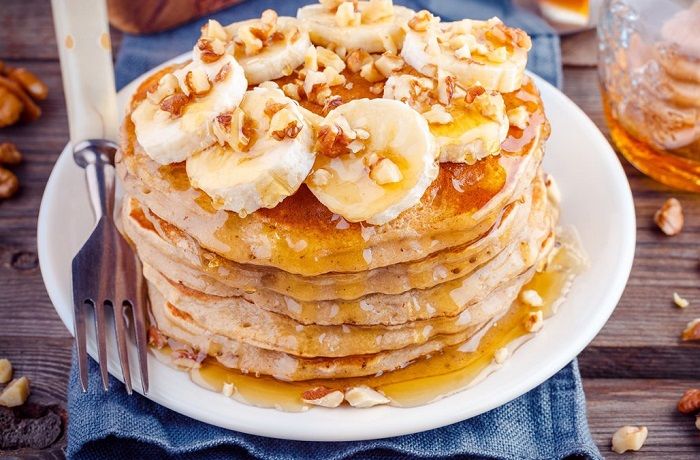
[[68, 1, 596, 458]]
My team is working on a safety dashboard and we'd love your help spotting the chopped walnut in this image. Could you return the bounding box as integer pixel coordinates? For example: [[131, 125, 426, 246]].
[[524, 310, 544, 333], [520, 289, 544, 307], [673, 292, 689, 308], [370, 158, 402, 185], [196, 38, 226, 63], [322, 95, 343, 115], [320, 0, 345, 12], [213, 63, 232, 83], [0, 358, 12, 384], [654, 198, 683, 236], [374, 53, 404, 77], [302, 386, 344, 408], [147, 73, 179, 104], [184, 68, 211, 96], [201, 19, 228, 42], [493, 347, 509, 364], [317, 46, 346, 72], [310, 168, 332, 187], [269, 108, 302, 141], [160, 93, 190, 117], [681, 318, 700, 342], [0, 86, 23, 127], [611, 426, 648, 454], [264, 100, 288, 118], [316, 125, 351, 157], [147, 325, 167, 349], [282, 83, 302, 101], [436, 69, 456, 105], [464, 85, 486, 103], [0, 142, 22, 165], [0, 376, 30, 407], [422, 104, 453, 124], [6, 68, 48, 101], [0, 167, 19, 199], [408, 10, 434, 32], [346, 49, 373, 73], [362, 0, 394, 23], [360, 62, 385, 83], [507, 105, 529, 129], [335, 1, 361, 27]]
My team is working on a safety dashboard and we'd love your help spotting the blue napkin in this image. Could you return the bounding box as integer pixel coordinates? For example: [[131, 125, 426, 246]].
[[68, 1, 598, 458]]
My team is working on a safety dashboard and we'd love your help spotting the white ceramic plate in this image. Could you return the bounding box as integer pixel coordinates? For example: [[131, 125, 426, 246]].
[[37, 55, 635, 441]]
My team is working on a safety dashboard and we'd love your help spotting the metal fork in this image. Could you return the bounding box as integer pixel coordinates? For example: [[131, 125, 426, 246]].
[[52, 0, 148, 394], [71, 140, 149, 395]]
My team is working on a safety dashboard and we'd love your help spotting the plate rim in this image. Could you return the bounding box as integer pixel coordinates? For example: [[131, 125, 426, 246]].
[[37, 55, 636, 441]]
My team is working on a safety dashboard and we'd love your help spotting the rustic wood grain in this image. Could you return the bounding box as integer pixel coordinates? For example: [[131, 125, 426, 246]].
[[0, 2, 699, 458]]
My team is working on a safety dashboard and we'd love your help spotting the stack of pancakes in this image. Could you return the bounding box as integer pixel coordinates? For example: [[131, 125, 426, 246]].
[[117, 69, 558, 384]]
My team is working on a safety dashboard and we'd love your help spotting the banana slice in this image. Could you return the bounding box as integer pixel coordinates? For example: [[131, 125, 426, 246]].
[[186, 86, 315, 216], [131, 51, 247, 165], [225, 11, 312, 84], [383, 73, 509, 164], [297, 0, 415, 53], [307, 98, 437, 225], [401, 12, 531, 93]]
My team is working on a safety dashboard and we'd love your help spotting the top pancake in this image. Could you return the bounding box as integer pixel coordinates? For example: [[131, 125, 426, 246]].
[[117, 65, 548, 276]]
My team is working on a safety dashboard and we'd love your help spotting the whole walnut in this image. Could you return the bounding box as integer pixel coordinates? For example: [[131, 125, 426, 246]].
[[0, 86, 23, 128]]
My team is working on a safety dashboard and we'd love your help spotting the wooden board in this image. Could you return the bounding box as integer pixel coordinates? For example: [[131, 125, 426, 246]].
[[0, 1, 699, 457]]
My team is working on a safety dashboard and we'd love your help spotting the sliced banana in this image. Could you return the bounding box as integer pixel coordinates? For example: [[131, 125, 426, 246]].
[[297, 0, 415, 53], [383, 73, 509, 164], [225, 12, 312, 84], [186, 86, 315, 216], [401, 12, 531, 93], [131, 52, 247, 165], [307, 98, 437, 225]]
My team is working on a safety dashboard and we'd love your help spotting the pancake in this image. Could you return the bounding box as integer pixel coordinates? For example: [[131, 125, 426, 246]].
[[124, 175, 556, 327], [121, 169, 551, 302], [116, 70, 548, 276], [150, 286, 488, 381]]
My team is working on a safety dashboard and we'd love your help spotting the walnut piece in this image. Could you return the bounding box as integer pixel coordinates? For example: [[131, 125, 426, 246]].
[[0, 376, 30, 407], [0, 167, 19, 199], [0, 358, 12, 384], [7, 67, 49, 101], [408, 10, 434, 32], [654, 197, 683, 236], [677, 388, 700, 414], [302, 386, 344, 408], [344, 385, 390, 408], [524, 310, 544, 333], [160, 93, 190, 117], [0, 86, 23, 127], [673, 292, 689, 308], [611, 426, 648, 454], [0, 61, 45, 127], [0, 142, 22, 165], [316, 125, 351, 157], [681, 318, 700, 342]]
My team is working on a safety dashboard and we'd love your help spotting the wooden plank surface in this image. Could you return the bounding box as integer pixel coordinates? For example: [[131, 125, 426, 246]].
[[0, 1, 699, 458]]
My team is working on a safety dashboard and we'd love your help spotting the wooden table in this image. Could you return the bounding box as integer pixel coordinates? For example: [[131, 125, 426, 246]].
[[1, 2, 698, 457]]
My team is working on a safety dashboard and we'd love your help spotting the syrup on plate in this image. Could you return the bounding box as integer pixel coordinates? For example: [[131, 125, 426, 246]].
[[152, 230, 586, 411]]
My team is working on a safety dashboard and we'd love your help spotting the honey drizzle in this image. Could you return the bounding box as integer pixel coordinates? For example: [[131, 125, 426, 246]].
[[152, 235, 585, 411]]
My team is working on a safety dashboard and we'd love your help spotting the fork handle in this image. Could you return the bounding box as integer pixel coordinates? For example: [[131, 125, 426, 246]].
[[74, 139, 118, 222]]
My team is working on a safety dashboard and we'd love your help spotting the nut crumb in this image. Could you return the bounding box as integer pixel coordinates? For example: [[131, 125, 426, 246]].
[[524, 310, 544, 333], [520, 289, 544, 307], [0, 358, 12, 383], [654, 198, 683, 236], [222, 382, 235, 397], [611, 426, 648, 454], [673, 292, 689, 309], [0, 167, 19, 199], [681, 318, 700, 342], [302, 386, 344, 407], [0, 376, 30, 407], [677, 388, 700, 414], [493, 347, 509, 364]]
